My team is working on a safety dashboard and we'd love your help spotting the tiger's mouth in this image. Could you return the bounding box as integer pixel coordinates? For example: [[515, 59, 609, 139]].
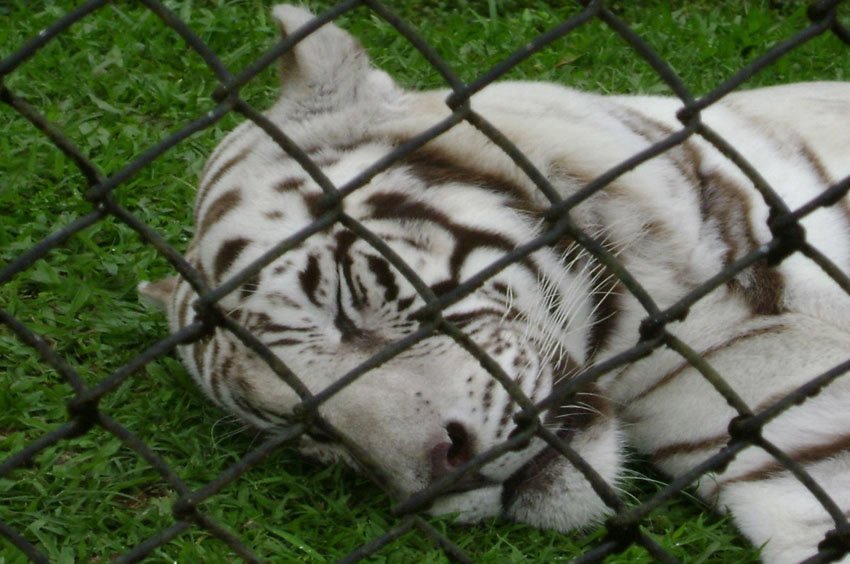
[[417, 427, 575, 518], [499, 430, 572, 510], [500, 390, 612, 511], [428, 422, 582, 509], [434, 469, 501, 496]]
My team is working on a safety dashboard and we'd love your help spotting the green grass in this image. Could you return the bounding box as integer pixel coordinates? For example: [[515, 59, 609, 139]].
[[1, 0, 848, 562]]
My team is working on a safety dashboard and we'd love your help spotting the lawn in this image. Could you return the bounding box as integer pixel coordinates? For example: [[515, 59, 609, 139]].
[[1, 0, 848, 562]]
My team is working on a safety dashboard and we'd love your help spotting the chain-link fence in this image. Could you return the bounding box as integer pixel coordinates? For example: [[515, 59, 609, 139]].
[[3, 0, 850, 562]]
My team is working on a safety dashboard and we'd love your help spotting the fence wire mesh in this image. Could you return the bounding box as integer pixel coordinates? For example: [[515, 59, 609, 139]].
[[2, 0, 850, 562]]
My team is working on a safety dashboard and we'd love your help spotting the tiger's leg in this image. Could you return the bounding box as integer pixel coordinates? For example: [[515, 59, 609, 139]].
[[718, 461, 850, 563], [609, 307, 850, 562]]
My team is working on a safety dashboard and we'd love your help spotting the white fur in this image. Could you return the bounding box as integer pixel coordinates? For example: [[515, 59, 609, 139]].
[[140, 6, 850, 562]]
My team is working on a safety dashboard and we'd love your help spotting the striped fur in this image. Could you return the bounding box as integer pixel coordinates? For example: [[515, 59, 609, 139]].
[[139, 6, 850, 562]]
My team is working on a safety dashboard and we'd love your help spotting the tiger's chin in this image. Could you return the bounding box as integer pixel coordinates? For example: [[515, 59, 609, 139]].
[[429, 416, 624, 533]]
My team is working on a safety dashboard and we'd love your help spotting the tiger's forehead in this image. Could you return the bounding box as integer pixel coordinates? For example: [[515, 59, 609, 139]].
[[192, 120, 548, 284]]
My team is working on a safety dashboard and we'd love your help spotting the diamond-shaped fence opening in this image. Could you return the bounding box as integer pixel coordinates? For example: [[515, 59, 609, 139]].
[[2, 1, 850, 562]]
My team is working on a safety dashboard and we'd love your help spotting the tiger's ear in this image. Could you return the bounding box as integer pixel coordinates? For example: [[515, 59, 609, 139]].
[[271, 4, 398, 105], [138, 277, 177, 311]]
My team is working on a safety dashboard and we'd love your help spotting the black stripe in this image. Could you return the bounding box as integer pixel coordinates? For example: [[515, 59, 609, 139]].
[[334, 231, 365, 311], [400, 145, 538, 213], [207, 339, 223, 405], [213, 237, 251, 282], [231, 392, 275, 425], [266, 337, 303, 347], [196, 147, 251, 220], [615, 105, 696, 181], [331, 231, 367, 342], [366, 255, 399, 302], [299, 255, 322, 307], [301, 139, 375, 155], [617, 104, 786, 316], [198, 188, 241, 239], [353, 273, 371, 309], [256, 322, 312, 335], [798, 140, 850, 248], [798, 140, 835, 186], [199, 126, 251, 186], [654, 434, 727, 463], [633, 323, 788, 402], [495, 391, 516, 439], [723, 432, 850, 486], [396, 295, 416, 311], [481, 378, 496, 413], [334, 272, 364, 343], [443, 308, 513, 328], [273, 177, 305, 192], [698, 167, 785, 315], [365, 191, 539, 284], [491, 282, 509, 296]]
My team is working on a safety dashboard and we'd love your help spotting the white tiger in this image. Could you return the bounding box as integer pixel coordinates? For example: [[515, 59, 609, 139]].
[[141, 5, 850, 562]]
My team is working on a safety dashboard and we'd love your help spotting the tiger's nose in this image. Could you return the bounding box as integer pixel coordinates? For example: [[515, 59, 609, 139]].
[[429, 421, 476, 481]]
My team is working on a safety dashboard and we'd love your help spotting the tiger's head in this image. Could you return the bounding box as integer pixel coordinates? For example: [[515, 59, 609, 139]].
[[141, 4, 623, 532]]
